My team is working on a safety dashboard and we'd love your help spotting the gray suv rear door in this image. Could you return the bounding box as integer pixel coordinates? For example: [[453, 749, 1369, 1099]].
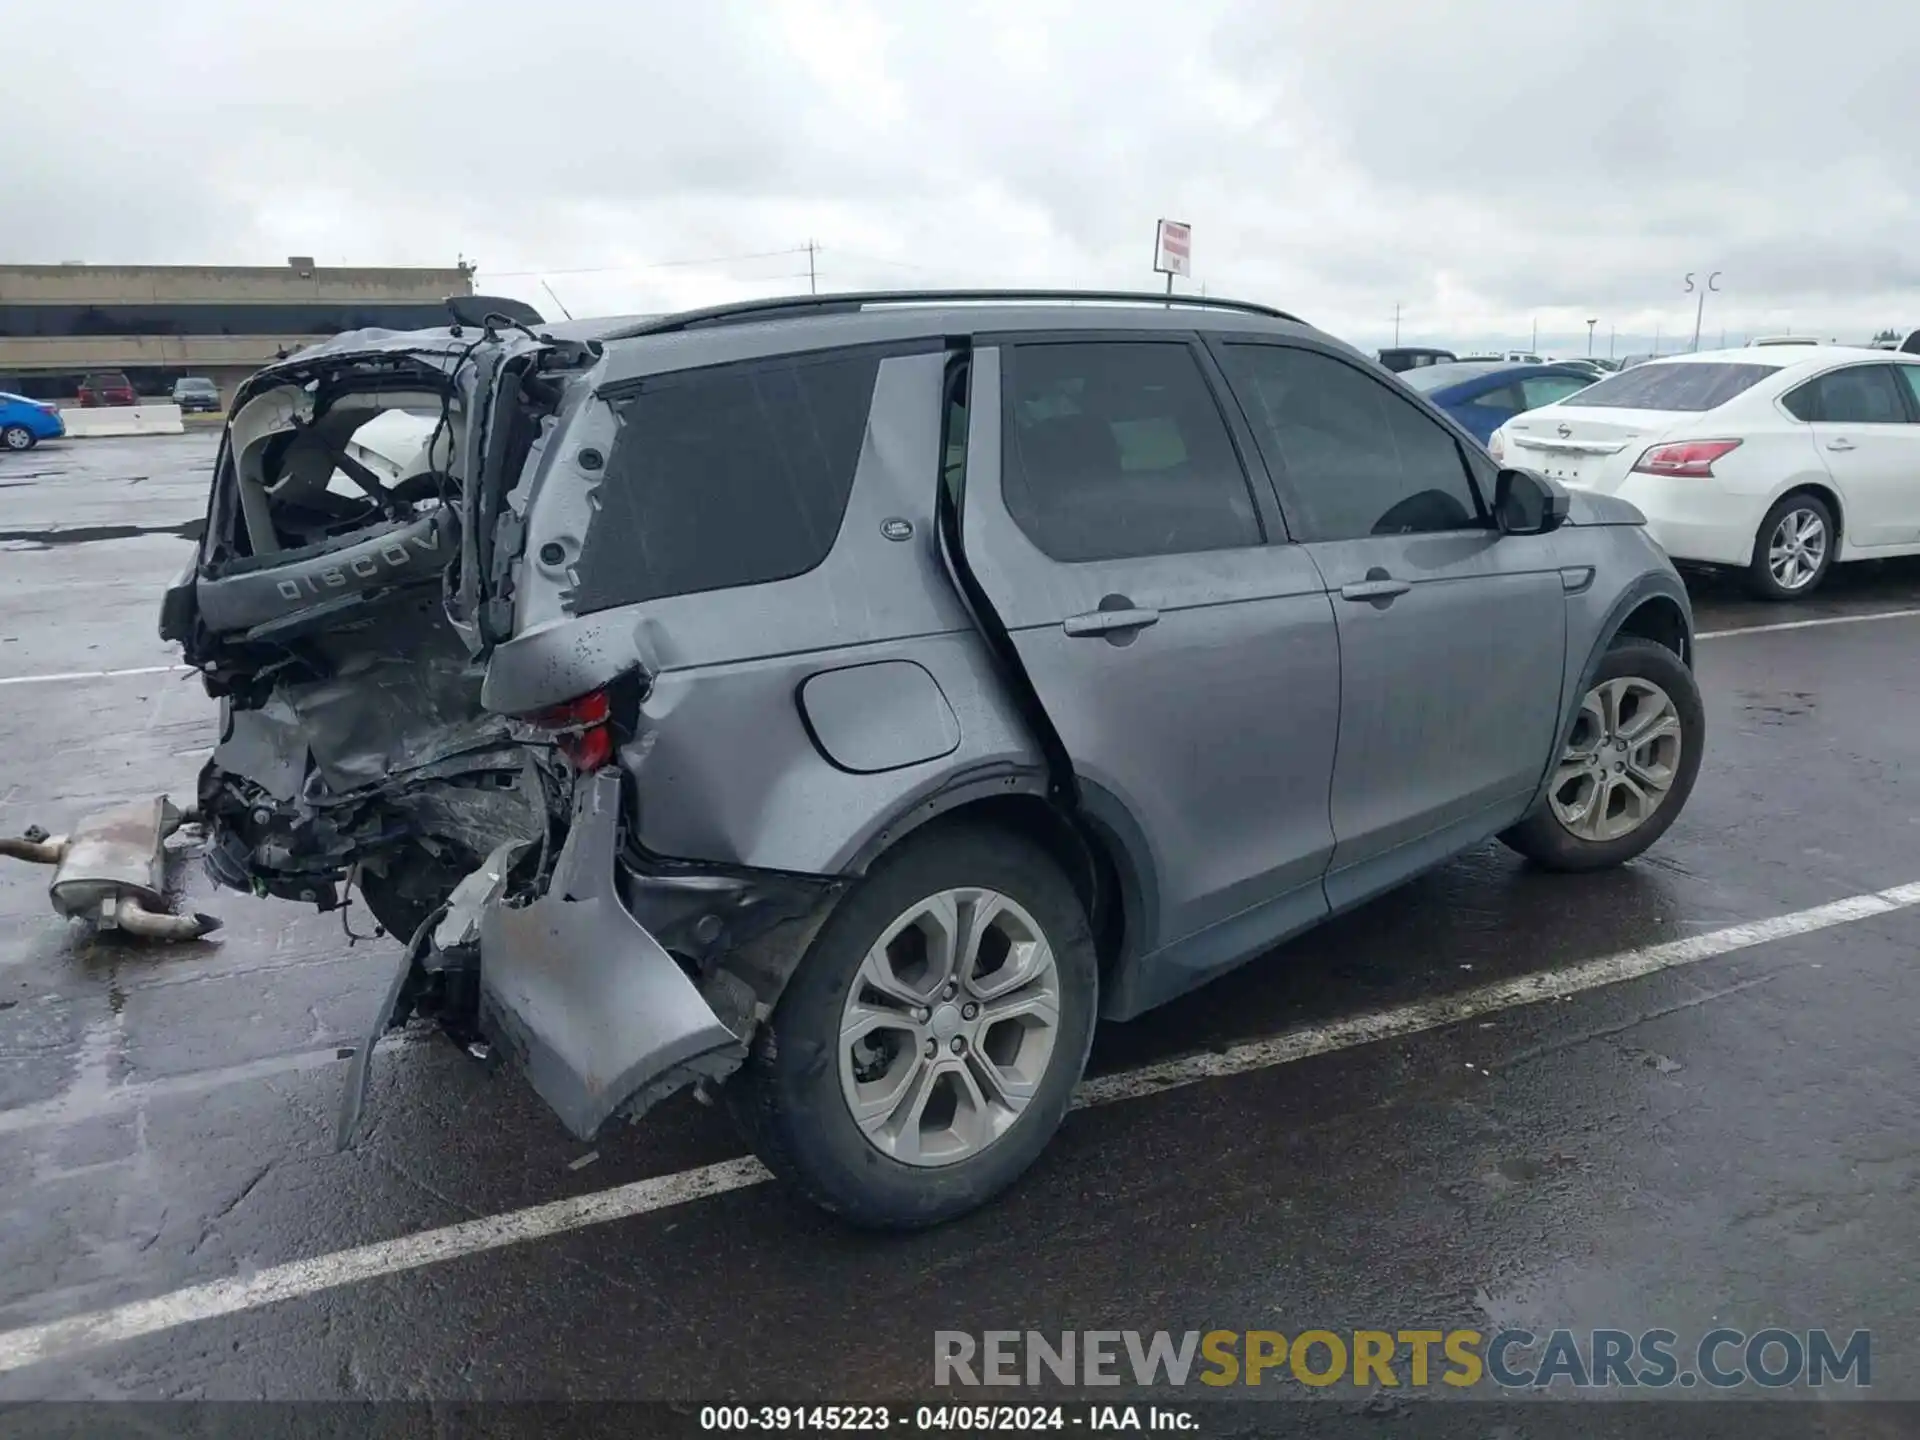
[[960, 338, 1340, 1010], [1215, 340, 1568, 909]]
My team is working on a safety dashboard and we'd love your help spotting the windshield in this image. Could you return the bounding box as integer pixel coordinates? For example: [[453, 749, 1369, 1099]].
[[1560, 361, 1779, 412], [178, 378, 217, 391]]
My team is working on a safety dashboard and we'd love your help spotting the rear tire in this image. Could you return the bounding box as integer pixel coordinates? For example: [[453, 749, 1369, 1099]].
[[727, 826, 1098, 1230], [1500, 636, 1704, 872], [1744, 491, 1835, 601], [2, 425, 36, 452]]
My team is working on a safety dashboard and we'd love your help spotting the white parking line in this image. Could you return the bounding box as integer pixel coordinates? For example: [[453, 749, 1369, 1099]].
[[1075, 881, 1920, 1105], [1696, 605, 1920, 640], [0, 663, 189, 688], [0, 880, 1915, 1375]]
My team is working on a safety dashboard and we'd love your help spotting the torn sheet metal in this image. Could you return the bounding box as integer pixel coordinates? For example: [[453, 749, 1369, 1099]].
[[0, 796, 221, 942]]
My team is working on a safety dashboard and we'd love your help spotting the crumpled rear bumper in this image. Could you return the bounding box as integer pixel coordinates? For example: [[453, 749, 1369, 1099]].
[[477, 770, 743, 1139], [338, 766, 845, 1150]]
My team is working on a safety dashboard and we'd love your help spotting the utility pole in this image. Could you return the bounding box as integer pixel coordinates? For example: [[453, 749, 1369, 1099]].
[[1393, 301, 1402, 347], [1608, 324, 1615, 360], [1531, 317, 1538, 353], [1684, 270, 1722, 352], [806, 239, 819, 295], [1586, 318, 1598, 356]]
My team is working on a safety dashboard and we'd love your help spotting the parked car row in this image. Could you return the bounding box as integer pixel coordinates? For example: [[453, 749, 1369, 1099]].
[[7, 373, 225, 415], [0, 377, 225, 451], [1377, 346, 1620, 379], [1490, 345, 1920, 600]]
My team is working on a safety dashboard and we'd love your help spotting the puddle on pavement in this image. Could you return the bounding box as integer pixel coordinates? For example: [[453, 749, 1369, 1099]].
[[0, 519, 204, 548]]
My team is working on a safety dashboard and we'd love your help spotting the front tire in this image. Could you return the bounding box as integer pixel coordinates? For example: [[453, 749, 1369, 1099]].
[[2, 425, 36, 452], [1744, 491, 1835, 600], [1501, 636, 1704, 872], [728, 826, 1098, 1230]]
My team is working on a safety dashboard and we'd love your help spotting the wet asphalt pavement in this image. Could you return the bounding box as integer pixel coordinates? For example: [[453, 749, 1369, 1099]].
[[1, 433, 1918, 1416]]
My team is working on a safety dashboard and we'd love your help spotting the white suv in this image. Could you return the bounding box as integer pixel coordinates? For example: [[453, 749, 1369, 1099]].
[[1490, 346, 1920, 599]]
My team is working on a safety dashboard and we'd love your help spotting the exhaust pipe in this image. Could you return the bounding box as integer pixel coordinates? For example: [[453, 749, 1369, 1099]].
[[0, 829, 66, 865], [111, 894, 223, 941], [1, 798, 222, 942]]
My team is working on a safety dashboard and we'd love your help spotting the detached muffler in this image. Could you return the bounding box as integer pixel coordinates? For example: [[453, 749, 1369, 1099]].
[[0, 796, 222, 941]]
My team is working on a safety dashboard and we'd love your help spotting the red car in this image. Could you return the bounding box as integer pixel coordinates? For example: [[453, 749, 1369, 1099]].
[[76, 372, 138, 407]]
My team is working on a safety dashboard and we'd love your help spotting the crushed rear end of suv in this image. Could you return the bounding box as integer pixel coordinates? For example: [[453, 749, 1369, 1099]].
[[164, 291, 1705, 1228]]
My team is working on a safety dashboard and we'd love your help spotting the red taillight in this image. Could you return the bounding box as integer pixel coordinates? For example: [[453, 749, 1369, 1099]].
[[1632, 439, 1741, 478], [524, 689, 615, 771]]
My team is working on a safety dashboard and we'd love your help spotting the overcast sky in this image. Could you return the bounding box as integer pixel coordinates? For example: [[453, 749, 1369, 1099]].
[[6, 0, 1917, 354]]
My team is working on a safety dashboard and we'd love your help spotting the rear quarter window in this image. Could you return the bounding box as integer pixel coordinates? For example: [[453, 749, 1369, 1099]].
[[1560, 362, 1778, 412], [569, 347, 881, 612]]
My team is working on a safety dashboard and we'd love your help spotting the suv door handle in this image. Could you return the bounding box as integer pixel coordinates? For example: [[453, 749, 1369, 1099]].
[[1825, 437, 1856, 452], [1063, 606, 1160, 637], [1339, 578, 1412, 602]]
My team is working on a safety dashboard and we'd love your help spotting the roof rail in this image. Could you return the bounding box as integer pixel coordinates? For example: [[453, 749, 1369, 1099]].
[[603, 289, 1304, 341]]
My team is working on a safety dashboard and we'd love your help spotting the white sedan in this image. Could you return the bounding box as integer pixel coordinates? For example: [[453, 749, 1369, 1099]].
[[1489, 346, 1920, 599]]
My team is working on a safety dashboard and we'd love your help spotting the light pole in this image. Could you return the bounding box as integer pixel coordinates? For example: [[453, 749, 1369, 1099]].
[[1685, 270, 1722, 352], [1586, 318, 1598, 356]]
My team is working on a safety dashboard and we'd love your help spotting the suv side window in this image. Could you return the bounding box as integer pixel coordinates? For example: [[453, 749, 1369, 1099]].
[[1783, 365, 1908, 424], [571, 347, 881, 613], [1001, 341, 1262, 563], [1221, 343, 1486, 542]]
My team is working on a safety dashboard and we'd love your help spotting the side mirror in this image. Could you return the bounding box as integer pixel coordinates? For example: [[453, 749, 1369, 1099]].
[[1494, 466, 1570, 536]]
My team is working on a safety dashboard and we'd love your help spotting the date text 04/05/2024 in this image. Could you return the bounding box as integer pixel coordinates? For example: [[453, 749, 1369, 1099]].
[[698, 1404, 1196, 1432]]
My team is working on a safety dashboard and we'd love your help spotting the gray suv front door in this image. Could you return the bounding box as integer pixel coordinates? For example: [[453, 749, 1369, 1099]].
[[1217, 341, 1568, 909], [960, 339, 1341, 1012]]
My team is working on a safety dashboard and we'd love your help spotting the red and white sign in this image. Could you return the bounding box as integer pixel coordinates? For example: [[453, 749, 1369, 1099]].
[[1154, 219, 1192, 277]]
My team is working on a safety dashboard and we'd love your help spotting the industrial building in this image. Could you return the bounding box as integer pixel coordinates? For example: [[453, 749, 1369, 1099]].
[[0, 259, 475, 406]]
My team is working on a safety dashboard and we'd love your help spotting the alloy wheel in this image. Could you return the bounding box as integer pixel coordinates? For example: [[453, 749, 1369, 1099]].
[[838, 886, 1061, 1168], [2, 427, 31, 451], [1767, 507, 1827, 592], [1549, 676, 1685, 843]]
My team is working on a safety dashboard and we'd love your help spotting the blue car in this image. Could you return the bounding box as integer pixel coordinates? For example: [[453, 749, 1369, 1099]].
[[1, 393, 65, 452], [1398, 361, 1598, 445]]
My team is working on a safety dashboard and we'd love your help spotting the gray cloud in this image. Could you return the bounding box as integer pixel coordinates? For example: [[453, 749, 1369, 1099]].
[[3, 0, 1915, 352]]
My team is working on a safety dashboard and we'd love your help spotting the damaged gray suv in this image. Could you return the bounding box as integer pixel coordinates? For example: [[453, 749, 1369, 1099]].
[[161, 290, 1705, 1228]]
